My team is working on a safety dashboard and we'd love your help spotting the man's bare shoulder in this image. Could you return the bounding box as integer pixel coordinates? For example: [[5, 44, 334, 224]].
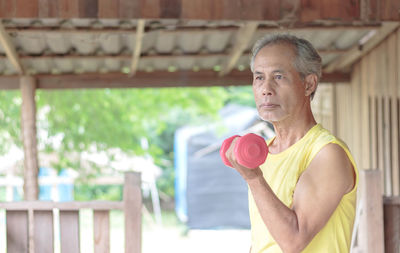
[[305, 143, 355, 194]]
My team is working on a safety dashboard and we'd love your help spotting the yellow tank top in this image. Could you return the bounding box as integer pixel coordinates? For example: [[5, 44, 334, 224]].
[[249, 124, 358, 253]]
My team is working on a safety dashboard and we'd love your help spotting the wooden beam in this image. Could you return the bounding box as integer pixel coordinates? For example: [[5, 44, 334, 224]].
[[0, 70, 350, 90], [0, 48, 348, 60], [130, 19, 145, 76], [3, 24, 381, 34], [324, 22, 400, 73], [1, 0, 399, 22], [219, 22, 258, 76], [0, 0, 372, 22], [0, 22, 24, 74]]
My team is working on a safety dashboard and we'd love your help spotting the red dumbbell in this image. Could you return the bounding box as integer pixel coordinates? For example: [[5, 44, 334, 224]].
[[220, 133, 268, 169]]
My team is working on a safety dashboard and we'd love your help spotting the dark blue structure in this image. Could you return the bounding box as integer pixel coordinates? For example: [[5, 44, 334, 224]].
[[174, 104, 269, 229]]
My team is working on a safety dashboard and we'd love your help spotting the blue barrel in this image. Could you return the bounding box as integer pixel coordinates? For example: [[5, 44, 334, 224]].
[[38, 167, 52, 201], [58, 169, 74, 201]]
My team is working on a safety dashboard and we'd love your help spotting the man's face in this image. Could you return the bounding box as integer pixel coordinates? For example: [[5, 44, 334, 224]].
[[252, 43, 308, 123]]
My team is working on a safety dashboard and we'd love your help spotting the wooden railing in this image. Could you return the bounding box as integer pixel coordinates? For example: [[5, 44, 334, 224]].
[[0, 172, 142, 253]]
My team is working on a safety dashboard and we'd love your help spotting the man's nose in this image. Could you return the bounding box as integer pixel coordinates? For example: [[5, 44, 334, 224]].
[[262, 79, 274, 96]]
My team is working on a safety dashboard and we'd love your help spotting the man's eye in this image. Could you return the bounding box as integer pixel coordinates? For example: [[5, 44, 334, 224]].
[[255, 76, 264, 80], [274, 74, 283, 80]]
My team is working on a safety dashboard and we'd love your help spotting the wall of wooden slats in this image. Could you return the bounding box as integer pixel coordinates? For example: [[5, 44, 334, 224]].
[[318, 28, 400, 197]]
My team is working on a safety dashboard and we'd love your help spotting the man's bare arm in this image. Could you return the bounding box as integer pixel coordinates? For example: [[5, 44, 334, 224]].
[[228, 142, 354, 253]]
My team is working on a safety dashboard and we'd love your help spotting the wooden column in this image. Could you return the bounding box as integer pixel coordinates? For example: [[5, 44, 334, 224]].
[[358, 170, 385, 253], [384, 197, 400, 253], [20, 76, 39, 201], [124, 172, 142, 253]]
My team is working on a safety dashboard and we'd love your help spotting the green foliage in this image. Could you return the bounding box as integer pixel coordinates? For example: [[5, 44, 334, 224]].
[[36, 87, 228, 156], [74, 184, 123, 201], [0, 86, 255, 197], [0, 90, 22, 155]]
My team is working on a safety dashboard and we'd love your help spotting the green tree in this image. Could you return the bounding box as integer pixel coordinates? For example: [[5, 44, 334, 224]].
[[0, 86, 255, 197]]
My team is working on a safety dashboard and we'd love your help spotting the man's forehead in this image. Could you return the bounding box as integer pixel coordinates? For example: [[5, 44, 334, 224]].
[[256, 43, 296, 59]]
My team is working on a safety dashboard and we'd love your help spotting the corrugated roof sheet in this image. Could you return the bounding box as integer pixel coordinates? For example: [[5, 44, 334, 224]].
[[0, 18, 378, 76]]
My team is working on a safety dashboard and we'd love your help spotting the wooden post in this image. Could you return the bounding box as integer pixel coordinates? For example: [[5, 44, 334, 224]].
[[358, 170, 385, 253], [124, 172, 142, 253], [20, 76, 39, 201], [384, 197, 400, 253]]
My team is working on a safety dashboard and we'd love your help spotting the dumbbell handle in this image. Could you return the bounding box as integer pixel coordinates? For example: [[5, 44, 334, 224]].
[[220, 133, 268, 169]]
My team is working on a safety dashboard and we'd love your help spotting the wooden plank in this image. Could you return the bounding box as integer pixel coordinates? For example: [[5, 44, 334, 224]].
[[140, 0, 160, 18], [331, 84, 337, 135], [324, 22, 400, 73], [16, 0, 38, 17], [0, 22, 24, 74], [219, 21, 258, 77], [358, 170, 385, 253], [369, 0, 380, 21], [98, 0, 119, 18], [351, 64, 362, 168], [60, 210, 80, 253], [376, 44, 386, 193], [0, 0, 16, 18], [124, 172, 142, 253], [380, 0, 400, 21], [38, 0, 59, 18], [34, 210, 54, 253], [6, 210, 29, 253], [21, 76, 39, 201], [2, 0, 400, 21], [119, 0, 140, 18], [360, 52, 370, 169], [321, 0, 359, 21], [94, 210, 110, 253], [388, 32, 399, 196], [181, 0, 211, 19], [58, 0, 79, 18], [369, 49, 378, 170], [80, 0, 98, 18], [383, 203, 400, 253], [130, 19, 146, 76], [0, 200, 123, 210], [381, 41, 393, 196]]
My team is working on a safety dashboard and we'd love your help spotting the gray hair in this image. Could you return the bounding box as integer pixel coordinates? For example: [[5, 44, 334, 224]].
[[250, 34, 322, 99]]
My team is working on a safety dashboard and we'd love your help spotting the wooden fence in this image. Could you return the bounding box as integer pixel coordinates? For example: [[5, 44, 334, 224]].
[[0, 172, 142, 253]]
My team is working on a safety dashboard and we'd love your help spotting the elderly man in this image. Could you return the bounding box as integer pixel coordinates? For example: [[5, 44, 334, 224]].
[[225, 34, 357, 253]]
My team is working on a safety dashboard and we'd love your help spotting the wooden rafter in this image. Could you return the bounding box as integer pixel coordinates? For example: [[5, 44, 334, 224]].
[[0, 71, 350, 90], [0, 22, 24, 74], [219, 22, 258, 77], [324, 22, 400, 73], [130, 19, 145, 76]]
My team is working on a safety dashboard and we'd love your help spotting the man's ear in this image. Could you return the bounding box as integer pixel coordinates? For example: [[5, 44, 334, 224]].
[[304, 74, 318, 97]]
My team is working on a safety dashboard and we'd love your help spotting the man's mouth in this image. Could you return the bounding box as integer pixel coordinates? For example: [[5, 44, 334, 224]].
[[259, 103, 279, 109]]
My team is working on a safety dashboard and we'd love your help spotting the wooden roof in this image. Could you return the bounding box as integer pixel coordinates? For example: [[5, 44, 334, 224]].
[[0, 0, 399, 89]]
